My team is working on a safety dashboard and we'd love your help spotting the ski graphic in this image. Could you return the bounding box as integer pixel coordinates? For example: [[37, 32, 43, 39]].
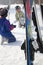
[[23, 0, 33, 65]]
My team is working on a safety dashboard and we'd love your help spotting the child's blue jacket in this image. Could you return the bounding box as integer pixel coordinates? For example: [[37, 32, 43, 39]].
[[0, 17, 16, 43]]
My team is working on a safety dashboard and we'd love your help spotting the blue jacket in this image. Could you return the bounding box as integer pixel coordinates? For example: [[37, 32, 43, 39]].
[[0, 17, 16, 43]]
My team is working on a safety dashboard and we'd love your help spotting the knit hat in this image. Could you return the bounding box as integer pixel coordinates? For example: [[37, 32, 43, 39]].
[[0, 8, 8, 17], [15, 6, 20, 10]]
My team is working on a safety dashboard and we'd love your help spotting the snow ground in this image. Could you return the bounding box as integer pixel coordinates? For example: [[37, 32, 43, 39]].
[[33, 52, 43, 65], [0, 45, 27, 65]]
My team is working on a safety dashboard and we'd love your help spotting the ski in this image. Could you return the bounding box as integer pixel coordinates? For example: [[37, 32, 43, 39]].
[[23, 0, 33, 65]]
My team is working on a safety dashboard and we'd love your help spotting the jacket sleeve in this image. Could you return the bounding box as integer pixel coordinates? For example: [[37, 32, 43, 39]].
[[4, 20, 15, 30]]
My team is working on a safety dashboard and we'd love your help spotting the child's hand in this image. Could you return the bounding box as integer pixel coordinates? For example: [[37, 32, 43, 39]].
[[10, 25, 16, 30]]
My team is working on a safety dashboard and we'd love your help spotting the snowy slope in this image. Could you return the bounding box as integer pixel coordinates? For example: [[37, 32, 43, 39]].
[[0, 45, 27, 65]]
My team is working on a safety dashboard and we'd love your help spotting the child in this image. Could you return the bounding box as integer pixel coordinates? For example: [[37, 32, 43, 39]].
[[15, 6, 25, 27], [0, 8, 16, 44]]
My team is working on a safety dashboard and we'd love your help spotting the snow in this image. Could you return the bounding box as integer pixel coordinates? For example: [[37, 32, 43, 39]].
[[0, 45, 27, 65], [0, 5, 8, 8], [33, 52, 43, 65]]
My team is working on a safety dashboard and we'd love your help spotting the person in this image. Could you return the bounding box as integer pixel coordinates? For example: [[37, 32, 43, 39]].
[[0, 8, 16, 44], [15, 6, 25, 27]]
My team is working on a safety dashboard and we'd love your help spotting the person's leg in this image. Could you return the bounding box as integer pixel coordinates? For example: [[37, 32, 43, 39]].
[[8, 35, 16, 43]]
